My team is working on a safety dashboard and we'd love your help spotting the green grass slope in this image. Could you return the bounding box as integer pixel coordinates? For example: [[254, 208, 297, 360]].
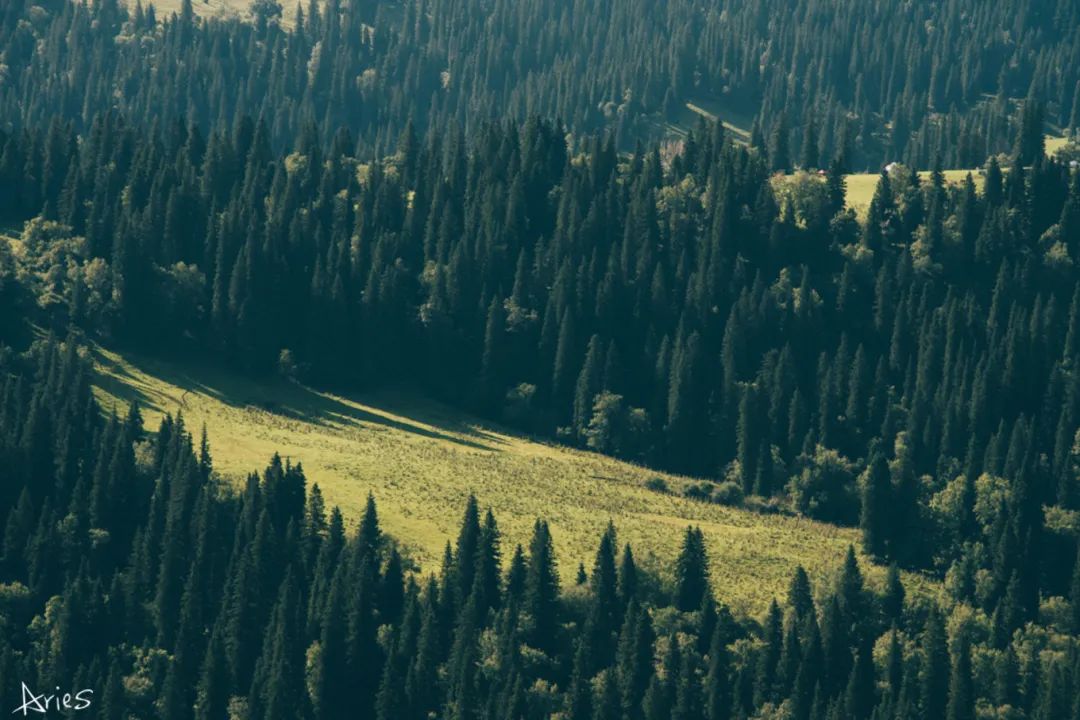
[[91, 346, 932, 614]]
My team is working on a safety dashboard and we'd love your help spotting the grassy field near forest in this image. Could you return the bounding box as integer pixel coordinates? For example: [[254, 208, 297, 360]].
[[142, 0, 305, 23], [90, 345, 933, 615], [843, 169, 984, 218], [143, 0, 248, 20]]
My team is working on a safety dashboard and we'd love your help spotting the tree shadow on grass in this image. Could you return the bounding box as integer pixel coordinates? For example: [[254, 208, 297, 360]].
[[91, 346, 501, 452]]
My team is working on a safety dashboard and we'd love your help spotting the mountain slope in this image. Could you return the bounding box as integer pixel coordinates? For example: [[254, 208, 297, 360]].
[[91, 345, 930, 614]]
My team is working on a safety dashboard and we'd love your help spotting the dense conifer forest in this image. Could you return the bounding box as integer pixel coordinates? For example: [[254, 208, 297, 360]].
[[1, 338, 1078, 720], [2, 0, 1080, 166], [3, 0, 1080, 717]]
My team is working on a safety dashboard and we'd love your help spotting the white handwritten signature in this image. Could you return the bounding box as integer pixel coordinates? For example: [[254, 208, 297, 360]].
[[11, 683, 92, 716]]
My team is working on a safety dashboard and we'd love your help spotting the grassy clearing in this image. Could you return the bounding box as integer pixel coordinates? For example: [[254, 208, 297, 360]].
[[1046, 134, 1075, 158], [137, 0, 307, 25], [141, 0, 248, 21], [90, 345, 935, 615], [792, 132, 1073, 219], [774, 169, 983, 221], [844, 169, 983, 219]]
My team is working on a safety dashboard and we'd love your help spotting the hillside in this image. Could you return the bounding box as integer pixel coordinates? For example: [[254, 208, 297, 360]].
[[4, 0, 1080, 714], [90, 345, 927, 615]]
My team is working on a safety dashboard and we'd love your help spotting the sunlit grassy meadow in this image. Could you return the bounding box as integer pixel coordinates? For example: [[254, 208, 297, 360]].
[[839, 133, 1073, 218], [90, 346, 934, 615], [142, 0, 248, 20], [843, 169, 985, 219], [1046, 134, 1073, 157], [139, 0, 307, 24]]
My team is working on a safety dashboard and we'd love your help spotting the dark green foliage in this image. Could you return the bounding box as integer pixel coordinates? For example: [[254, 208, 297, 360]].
[[921, 606, 950, 720], [674, 526, 709, 612], [524, 519, 560, 654], [0, 100, 1076, 616], [1072, 548, 1080, 633], [946, 630, 975, 720], [705, 617, 732, 720], [617, 600, 655, 720], [843, 638, 875, 720], [882, 565, 904, 626], [859, 452, 891, 558], [619, 543, 638, 610], [1015, 100, 1047, 166], [1, 0, 1079, 713], [593, 670, 621, 720], [3, 340, 1061, 720], [769, 114, 791, 173], [819, 595, 851, 700], [0, 0, 1073, 172], [565, 635, 594, 720], [588, 523, 620, 665], [453, 494, 481, 609], [791, 622, 822, 720], [248, 573, 306, 720], [473, 509, 502, 616], [756, 600, 783, 705], [786, 566, 815, 627], [672, 646, 702, 720]]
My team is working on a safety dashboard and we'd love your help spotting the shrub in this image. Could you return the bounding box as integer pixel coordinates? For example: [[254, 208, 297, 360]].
[[712, 481, 744, 506], [504, 383, 538, 429], [645, 477, 669, 494], [787, 445, 858, 523], [683, 482, 713, 502], [584, 392, 650, 460]]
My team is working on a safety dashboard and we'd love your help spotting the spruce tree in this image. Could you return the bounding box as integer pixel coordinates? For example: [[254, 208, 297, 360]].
[[566, 634, 595, 720], [618, 543, 638, 611], [860, 452, 891, 558], [791, 618, 822, 720], [311, 570, 350, 720], [248, 574, 306, 720], [819, 596, 850, 699], [920, 606, 950, 720], [593, 669, 622, 720], [474, 508, 502, 616], [756, 600, 783, 705], [843, 638, 875, 720], [770, 113, 791, 173], [705, 619, 731, 720], [617, 601, 655, 720], [453, 494, 481, 608], [524, 519, 560, 654], [590, 523, 620, 664], [1014, 99, 1045, 165], [574, 335, 605, 440], [946, 630, 974, 720], [672, 650, 702, 720], [674, 526, 709, 612], [787, 566, 815, 629]]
